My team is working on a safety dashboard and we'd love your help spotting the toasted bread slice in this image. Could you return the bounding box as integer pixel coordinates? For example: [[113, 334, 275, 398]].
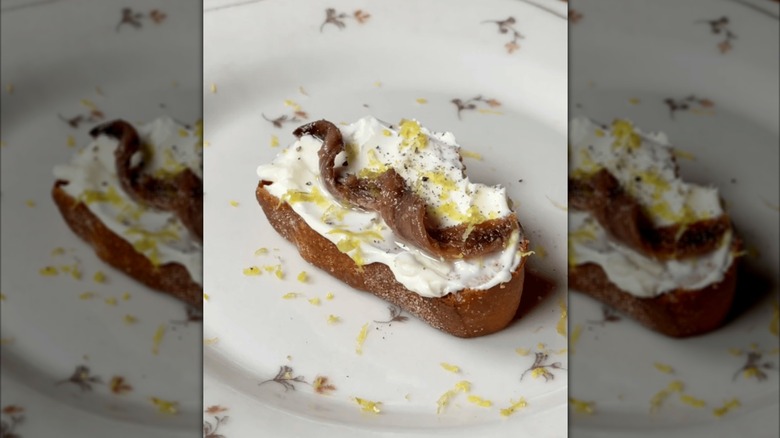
[[52, 181, 202, 307], [257, 180, 528, 338], [569, 257, 738, 337], [568, 117, 739, 336], [51, 118, 202, 308]]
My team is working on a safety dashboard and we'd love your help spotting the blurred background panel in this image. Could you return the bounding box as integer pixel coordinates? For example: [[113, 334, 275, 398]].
[[1, 0, 201, 436], [568, 0, 779, 437]]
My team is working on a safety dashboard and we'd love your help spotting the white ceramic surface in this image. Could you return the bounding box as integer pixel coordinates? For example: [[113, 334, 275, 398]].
[[1, 1, 201, 436], [203, 0, 568, 436], [569, 1, 779, 437]]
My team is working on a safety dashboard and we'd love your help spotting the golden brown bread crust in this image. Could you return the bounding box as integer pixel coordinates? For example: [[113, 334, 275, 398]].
[[570, 169, 731, 260], [256, 180, 529, 338], [569, 258, 738, 337], [52, 180, 202, 308]]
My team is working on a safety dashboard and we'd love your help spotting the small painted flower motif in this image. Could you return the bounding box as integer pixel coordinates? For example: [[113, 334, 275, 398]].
[[204, 413, 229, 438], [56, 365, 103, 391], [733, 351, 774, 382], [262, 100, 309, 129], [109, 376, 133, 394], [205, 405, 228, 415], [149, 9, 167, 24], [520, 352, 565, 382], [1, 405, 25, 438], [116, 8, 168, 32], [59, 107, 105, 129], [663, 95, 715, 119], [483, 17, 524, 54], [258, 365, 307, 391], [697, 16, 737, 53], [312, 376, 337, 395], [451, 95, 502, 120], [321, 8, 371, 32]]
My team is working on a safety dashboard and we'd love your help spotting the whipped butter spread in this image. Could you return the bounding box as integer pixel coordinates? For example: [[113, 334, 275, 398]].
[[569, 117, 734, 297], [257, 116, 525, 298], [54, 116, 203, 285]]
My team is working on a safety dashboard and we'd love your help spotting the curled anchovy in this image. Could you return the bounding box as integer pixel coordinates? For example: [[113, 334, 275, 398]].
[[569, 169, 729, 259], [296, 120, 518, 260], [90, 120, 203, 241]]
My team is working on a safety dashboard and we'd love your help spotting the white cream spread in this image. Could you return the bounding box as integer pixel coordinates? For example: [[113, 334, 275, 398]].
[[569, 117, 722, 227], [569, 117, 734, 297], [256, 116, 525, 298], [53, 116, 203, 286], [569, 211, 734, 297]]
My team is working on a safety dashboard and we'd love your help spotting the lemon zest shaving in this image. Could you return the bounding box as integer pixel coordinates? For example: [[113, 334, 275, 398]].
[[570, 324, 583, 354], [556, 299, 567, 336], [123, 315, 138, 325], [672, 148, 696, 160], [467, 395, 492, 407], [440, 363, 460, 373], [93, 271, 106, 283], [353, 397, 381, 414], [152, 324, 166, 355], [500, 398, 529, 417], [713, 398, 740, 418], [680, 394, 706, 408], [398, 119, 428, 151], [79, 292, 96, 300], [356, 323, 369, 355], [39, 266, 59, 276], [569, 397, 595, 415], [460, 149, 483, 160], [243, 266, 262, 276], [151, 397, 178, 415], [436, 380, 471, 414]]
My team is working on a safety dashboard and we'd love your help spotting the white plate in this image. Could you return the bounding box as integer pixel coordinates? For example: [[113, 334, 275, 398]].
[[0, 1, 200, 436], [569, 1, 779, 437], [203, 0, 568, 436]]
